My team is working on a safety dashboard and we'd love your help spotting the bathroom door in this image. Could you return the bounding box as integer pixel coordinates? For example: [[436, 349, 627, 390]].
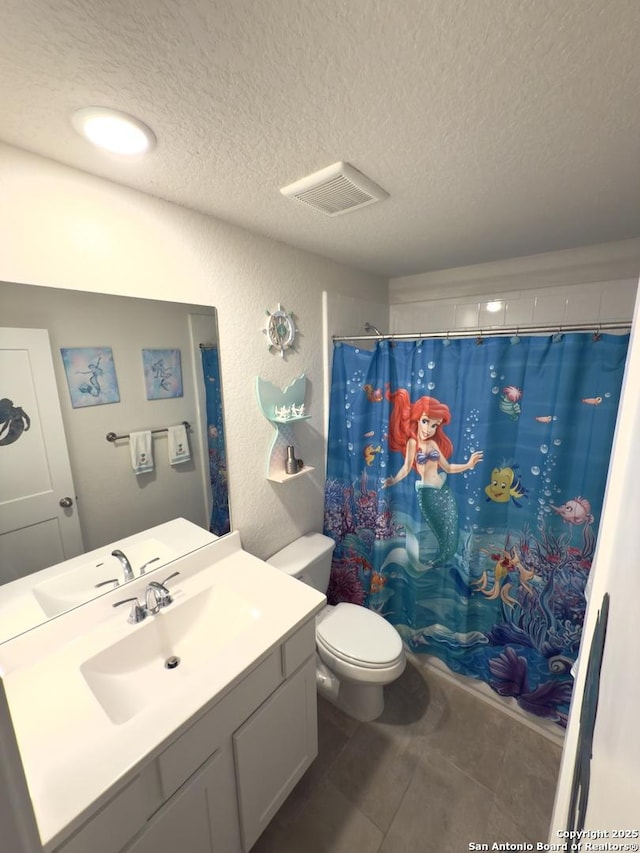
[[0, 327, 83, 582], [551, 284, 640, 833]]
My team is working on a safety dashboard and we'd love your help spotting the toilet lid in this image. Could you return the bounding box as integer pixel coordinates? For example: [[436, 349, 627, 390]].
[[316, 603, 403, 667]]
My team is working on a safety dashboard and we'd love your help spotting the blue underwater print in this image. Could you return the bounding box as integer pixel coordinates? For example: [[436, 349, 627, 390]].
[[60, 346, 120, 408], [323, 334, 629, 727], [201, 346, 230, 537]]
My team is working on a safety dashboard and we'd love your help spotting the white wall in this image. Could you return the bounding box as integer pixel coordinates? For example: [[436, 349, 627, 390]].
[[0, 142, 388, 560]]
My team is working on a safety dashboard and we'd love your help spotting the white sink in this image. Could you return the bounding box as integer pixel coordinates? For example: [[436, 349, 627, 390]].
[[80, 586, 261, 724], [32, 540, 176, 617]]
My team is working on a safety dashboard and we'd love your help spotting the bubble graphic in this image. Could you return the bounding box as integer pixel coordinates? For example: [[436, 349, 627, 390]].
[[346, 419, 351, 428], [492, 386, 500, 395], [418, 369, 424, 378], [347, 443, 353, 451], [427, 382, 435, 390], [467, 497, 475, 505], [428, 361, 435, 370], [531, 466, 541, 476], [540, 444, 548, 454], [554, 439, 562, 446], [490, 371, 497, 378]]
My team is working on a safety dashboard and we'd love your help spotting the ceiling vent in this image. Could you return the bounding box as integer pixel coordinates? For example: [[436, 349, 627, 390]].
[[280, 161, 388, 216]]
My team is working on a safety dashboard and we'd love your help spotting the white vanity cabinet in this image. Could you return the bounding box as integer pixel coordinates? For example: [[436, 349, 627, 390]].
[[51, 620, 318, 853]]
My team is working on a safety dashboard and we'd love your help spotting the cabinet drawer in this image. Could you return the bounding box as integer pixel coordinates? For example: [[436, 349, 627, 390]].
[[157, 650, 282, 800], [281, 618, 315, 678], [54, 769, 159, 853]]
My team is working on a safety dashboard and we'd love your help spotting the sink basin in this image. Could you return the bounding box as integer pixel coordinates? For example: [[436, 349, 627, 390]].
[[32, 540, 176, 617], [80, 586, 261, 724]]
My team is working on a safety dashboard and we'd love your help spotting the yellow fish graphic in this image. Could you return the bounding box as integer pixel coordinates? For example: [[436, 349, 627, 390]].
[[363, 444, 382, 466], [485, 466, 528, 507]]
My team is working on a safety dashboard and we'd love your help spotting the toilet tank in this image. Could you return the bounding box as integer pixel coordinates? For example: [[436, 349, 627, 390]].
[[267, 532, 336, 593]]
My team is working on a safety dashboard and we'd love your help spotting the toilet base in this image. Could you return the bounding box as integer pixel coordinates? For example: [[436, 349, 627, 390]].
[[316, 669, 385, 722], [336, 679, 385, 722]]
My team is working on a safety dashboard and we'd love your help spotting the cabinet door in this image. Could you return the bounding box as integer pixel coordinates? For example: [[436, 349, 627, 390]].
[[123, 747, 241, 853], [233, 657, 317, 851]]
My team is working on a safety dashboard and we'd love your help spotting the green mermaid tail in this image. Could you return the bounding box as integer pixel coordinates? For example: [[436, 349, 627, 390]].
[[415, 478, 459, 565]]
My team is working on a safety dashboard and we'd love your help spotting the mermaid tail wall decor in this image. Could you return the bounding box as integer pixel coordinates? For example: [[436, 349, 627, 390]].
[[415, 478, 459, 565]]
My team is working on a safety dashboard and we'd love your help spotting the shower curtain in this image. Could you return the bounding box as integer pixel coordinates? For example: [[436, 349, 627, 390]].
[[201, 346, 230, 536], [323, 333, 628, 726]]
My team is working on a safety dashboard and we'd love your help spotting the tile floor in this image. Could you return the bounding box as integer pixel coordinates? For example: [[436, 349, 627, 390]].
[[253, 657, 563, 853]]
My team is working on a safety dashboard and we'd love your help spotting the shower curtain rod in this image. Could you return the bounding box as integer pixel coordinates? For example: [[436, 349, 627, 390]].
[[333, 320, 631, 342]]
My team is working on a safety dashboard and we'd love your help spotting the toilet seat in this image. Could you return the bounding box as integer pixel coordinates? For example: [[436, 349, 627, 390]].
[[316, 603, 404, 669]]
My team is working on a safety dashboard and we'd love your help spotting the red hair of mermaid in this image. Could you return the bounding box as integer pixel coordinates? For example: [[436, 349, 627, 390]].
[[386, 388, 453, 462]]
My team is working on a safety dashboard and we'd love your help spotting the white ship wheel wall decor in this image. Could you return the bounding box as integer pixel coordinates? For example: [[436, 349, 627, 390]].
[[262, 303, 297, 357]]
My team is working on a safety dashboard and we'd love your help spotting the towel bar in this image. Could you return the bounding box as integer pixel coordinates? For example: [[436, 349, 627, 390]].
[[106, 421, 191, 443]]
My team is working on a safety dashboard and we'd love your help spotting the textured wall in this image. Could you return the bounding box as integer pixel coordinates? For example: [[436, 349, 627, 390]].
[[0, 143, 388, 560]]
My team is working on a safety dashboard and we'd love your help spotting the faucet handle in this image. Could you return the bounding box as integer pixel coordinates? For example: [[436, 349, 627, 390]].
[[139, 557, 160, 575], [113, 596, 146, 624], [95, 578, 120, 590], [145, 571, 180, 613], [158, 571, 180, 605]]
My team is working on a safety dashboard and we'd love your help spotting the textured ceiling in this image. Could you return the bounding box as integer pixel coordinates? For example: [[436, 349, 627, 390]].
[[1, 0, 639, 278]]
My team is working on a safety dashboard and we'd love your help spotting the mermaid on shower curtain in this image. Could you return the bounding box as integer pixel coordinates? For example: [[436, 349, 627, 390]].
[[383, 389, 483, 565]]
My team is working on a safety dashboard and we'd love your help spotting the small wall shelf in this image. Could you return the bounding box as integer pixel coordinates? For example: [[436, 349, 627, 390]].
[[256, 374, 315, 482]]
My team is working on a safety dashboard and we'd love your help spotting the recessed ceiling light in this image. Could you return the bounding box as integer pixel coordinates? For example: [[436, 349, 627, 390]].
[[71, 107, 156, 155], [486, 300, 503, 313]]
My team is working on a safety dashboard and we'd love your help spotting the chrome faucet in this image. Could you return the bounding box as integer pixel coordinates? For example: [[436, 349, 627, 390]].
[[144, 571, 180, 615], [111, 549, 134, 582]]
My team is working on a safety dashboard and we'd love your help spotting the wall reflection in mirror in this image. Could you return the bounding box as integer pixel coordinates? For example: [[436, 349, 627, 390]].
[[0, 282, 230, 641]]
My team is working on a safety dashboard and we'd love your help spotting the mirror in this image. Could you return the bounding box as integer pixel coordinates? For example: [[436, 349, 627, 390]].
[[0, 281, 230, 641]]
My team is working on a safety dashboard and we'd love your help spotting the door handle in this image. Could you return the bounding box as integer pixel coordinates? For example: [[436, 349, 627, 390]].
[[59, 497, 74, 508]]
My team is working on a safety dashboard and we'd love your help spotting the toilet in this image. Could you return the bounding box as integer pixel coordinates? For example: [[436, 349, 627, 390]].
[[267, 532, 406, 722]]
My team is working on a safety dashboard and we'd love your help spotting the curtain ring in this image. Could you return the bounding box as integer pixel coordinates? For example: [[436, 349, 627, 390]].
[[443, 330, 451, 347], [511, 328, 520, 345], [476, 331, 484, 345], [593, 325, 602, 342]]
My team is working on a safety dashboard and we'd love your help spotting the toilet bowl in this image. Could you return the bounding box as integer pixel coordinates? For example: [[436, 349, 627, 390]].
[[267, 533, 406, 722]]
